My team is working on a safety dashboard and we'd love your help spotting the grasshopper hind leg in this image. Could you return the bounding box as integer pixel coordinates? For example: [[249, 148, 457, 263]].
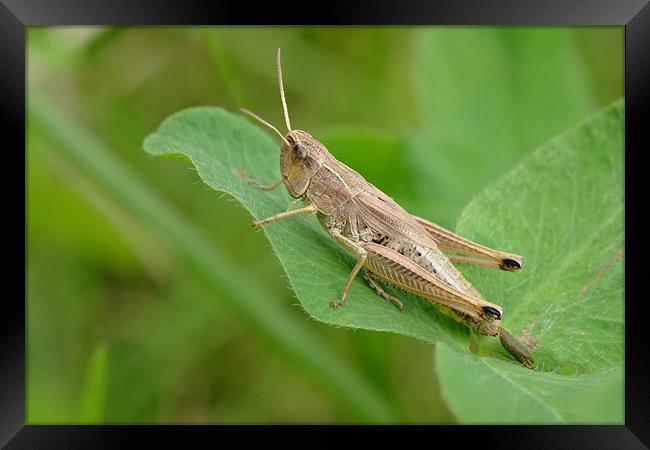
[[364, 270, 405, 312]]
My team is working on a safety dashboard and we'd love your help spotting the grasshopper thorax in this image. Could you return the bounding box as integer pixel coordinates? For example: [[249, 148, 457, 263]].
[[281, 130, 329, 198]]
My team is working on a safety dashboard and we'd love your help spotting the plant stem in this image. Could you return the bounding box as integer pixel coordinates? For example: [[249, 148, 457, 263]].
[[200, 28, 250, 107]]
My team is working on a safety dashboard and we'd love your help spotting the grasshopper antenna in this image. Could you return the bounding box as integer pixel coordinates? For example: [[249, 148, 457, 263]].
[[277, 47, 292, 132], [239, 108, 291, 147]]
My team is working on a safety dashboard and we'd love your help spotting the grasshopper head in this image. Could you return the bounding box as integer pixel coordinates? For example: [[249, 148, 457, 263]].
[[240, 49, 331, 198], [280, 130, 328, 198]]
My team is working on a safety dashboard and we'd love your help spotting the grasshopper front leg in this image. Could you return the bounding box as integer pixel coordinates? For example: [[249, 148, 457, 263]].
[[234, 167, 284, 191], [252, 205, 317, 228], [234, 168, 316, 228], [412, 215, 524, 272]]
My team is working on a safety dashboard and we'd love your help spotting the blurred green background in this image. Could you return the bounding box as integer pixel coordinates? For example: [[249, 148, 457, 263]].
[[27, 26, 622, 423]]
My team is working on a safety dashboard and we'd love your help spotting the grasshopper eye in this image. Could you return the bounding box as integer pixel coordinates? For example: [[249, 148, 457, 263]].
[[294, 143, 307, 159], [482, 306, 502, 319]]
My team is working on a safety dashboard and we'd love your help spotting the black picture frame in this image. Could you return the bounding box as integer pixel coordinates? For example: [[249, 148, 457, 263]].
[[5, 0, 648, 447]]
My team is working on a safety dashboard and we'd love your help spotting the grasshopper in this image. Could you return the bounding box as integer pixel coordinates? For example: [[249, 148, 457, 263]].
[[237, 48, 535, 369]]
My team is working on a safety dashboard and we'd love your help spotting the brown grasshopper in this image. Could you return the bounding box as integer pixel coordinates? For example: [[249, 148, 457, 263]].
[[237, 48, 535, 369]]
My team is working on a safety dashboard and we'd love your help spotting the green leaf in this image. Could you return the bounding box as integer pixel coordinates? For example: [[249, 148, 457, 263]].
[[436, 346, 623, 423], [144, 107, 469, 350], [435, 99, 624, 423], [143, 97, 623, 423], [409, 28, 597, 226]]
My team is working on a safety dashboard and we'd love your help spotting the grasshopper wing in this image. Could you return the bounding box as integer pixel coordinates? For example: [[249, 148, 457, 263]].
[[350, 187, 484, 300], [351, 187, 438, 249]]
